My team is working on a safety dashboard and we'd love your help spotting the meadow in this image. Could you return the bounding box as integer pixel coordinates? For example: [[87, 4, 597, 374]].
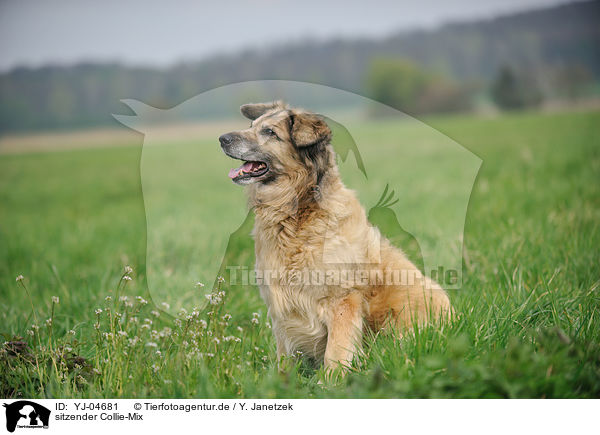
[[1, 109, 599, 398]]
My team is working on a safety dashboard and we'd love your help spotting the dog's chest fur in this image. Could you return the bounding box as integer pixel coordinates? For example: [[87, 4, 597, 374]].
[[253, 206, 330, 358], [251, 187, 375, 359]]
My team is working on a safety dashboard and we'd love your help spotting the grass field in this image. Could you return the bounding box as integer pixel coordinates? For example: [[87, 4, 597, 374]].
[[1, 109, 599, 398]]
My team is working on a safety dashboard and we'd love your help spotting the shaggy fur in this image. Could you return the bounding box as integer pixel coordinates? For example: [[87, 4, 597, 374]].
[[219, 101, 452, 372]]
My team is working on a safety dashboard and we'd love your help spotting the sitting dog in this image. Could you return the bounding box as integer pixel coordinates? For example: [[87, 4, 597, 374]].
[[219, 101, 451, 372]]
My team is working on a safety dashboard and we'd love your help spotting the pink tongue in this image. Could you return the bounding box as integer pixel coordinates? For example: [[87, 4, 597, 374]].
[[228, 162, 256, 179]]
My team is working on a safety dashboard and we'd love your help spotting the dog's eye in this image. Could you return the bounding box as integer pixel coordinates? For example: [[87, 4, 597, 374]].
[[261, 128, 276, 137]]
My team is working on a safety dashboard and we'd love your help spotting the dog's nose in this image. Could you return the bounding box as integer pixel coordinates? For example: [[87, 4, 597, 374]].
[[219, 133, 234, 146]]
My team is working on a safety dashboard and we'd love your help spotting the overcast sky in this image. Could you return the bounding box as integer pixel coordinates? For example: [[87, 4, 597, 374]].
[[0, 0, 574, 72]]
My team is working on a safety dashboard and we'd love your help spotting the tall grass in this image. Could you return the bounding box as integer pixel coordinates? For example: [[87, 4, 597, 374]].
[[1, 109, 599, 398]]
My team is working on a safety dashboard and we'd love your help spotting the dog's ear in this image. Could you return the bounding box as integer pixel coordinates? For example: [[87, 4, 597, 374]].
[[240, 102, 282, 120], [289, 112, 332, 147]]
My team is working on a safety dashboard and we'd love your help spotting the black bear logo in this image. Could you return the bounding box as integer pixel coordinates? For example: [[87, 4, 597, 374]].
[[3, 401, 50, 432]]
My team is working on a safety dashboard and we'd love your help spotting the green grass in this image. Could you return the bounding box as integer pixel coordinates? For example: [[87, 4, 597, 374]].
[[1, 109, 599, 398]]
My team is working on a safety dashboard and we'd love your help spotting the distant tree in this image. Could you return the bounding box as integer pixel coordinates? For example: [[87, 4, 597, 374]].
[[365, 58, 428, 113], [491, 66, 522, 110], [365, 58, 473, 115], [491, 65, 543, 110]]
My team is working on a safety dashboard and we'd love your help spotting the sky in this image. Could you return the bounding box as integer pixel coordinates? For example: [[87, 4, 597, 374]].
[[0, 0, 574, 72]]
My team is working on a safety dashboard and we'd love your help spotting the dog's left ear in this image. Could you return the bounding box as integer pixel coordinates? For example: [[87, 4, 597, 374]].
[[289, 112, 332, 148], [240, 101, 283, 120]]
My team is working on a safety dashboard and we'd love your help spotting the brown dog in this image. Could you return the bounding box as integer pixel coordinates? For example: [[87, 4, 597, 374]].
[[219, 101, 451, 372]]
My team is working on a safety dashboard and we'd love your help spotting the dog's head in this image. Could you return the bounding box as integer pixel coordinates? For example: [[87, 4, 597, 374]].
[[219, 101, 333, 189]]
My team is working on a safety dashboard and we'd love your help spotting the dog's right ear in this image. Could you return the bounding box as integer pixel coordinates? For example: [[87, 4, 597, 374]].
[[240, 102, 282, 120], [289, 112, 332, 148]]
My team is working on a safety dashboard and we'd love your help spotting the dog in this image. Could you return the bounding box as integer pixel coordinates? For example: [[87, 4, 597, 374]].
[[219, 101, 451, 373]]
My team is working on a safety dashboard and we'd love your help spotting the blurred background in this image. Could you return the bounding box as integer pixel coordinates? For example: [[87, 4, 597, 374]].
[[0, 0, 598, 138]]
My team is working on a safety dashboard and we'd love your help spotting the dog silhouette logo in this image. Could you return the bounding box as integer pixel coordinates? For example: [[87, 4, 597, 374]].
[[113, 81, 481, 313], [3, 401, 50, 432]]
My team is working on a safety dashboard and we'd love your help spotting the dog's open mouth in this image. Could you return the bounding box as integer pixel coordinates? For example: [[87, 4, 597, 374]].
[[228, 161, 269, 182]]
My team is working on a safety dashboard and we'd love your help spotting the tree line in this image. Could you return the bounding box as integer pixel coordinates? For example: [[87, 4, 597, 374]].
[[0, 0, 598, 133]]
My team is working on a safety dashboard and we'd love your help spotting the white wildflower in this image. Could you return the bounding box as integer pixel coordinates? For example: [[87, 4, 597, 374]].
[[205, 293, 222, 305], [16, 275, 24, 282], [52, 296, 59, 304], [159, 327, 172, 337]]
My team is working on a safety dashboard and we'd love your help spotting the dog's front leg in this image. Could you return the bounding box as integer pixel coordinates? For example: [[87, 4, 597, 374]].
[[324, 292, 363, 373]]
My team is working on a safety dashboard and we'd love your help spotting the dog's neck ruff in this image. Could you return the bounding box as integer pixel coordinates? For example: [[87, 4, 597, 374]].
[[251, 165, 338, 219]]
